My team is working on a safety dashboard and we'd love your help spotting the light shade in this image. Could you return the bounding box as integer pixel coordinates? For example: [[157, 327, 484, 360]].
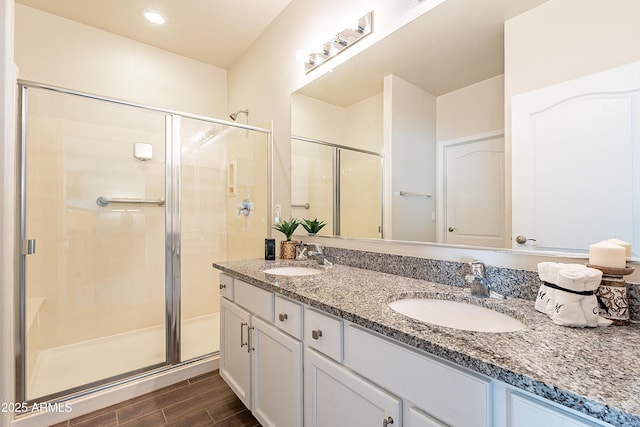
[[143, 10, 167, 25]]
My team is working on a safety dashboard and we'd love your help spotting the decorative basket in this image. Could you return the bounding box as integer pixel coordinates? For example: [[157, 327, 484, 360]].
[[280, 240, 298, 260]]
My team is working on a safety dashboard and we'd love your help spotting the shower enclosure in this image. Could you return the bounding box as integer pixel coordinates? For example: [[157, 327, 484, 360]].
[[16, 82, 271, 403]]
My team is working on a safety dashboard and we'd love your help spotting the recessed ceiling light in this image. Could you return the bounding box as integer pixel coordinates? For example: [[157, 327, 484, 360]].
[[142, 10, 167, 25]]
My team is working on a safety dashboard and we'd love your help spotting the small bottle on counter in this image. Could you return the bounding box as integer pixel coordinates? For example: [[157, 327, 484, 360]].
[[265, 238, 275, 260]]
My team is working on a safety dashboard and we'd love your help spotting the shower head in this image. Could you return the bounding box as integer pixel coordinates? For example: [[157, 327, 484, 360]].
[[229, 109, 249, 121]]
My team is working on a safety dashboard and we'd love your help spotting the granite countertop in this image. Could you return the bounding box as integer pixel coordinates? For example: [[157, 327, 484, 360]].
[[212, 258, 640, 426]]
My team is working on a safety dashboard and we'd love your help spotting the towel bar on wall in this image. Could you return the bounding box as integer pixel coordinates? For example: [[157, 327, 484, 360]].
[[292, 203, 311, 209], [399, 191, 432, 198], [96, 197, 166, 207]]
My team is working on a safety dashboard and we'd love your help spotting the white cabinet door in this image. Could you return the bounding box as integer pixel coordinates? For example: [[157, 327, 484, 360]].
[[251, 316, 303, 427], [510, 392, 604, 427], [305, 348, 401, 427], [344, 325, 491, 427], [220, 297, 252, 407], [407, 406, 447, 427]]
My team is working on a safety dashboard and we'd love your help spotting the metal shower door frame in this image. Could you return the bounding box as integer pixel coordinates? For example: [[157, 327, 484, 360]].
[[15, 80, 273, 405]]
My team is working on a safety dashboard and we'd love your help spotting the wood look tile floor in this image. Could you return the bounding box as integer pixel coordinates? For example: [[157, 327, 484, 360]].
[[49, 370, 261, 427]]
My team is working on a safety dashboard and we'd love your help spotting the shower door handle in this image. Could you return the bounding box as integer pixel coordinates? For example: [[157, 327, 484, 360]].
[[22, 239, 36, 255], [240, 322, 248, 349]]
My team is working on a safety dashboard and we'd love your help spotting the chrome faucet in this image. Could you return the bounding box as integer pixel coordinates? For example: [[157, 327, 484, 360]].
[[465, 260, 505, 299], [307, 243, 333, 266]]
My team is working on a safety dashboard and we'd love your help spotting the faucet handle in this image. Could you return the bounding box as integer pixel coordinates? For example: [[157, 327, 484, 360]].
[[469, 260, 486, 276]]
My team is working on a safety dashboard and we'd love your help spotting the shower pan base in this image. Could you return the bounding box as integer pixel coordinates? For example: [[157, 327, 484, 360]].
[[27, 314, 219, 400]]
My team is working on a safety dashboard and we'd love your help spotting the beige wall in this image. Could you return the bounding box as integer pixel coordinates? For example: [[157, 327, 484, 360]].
[[291, 93, 347, 144], [15, 4, 227, 117], [384, 75, 436, 242], [437, 74, 504, 142]]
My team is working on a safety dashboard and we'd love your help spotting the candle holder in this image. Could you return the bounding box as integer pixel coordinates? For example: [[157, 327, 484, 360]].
[[587, 264, 634, 325]]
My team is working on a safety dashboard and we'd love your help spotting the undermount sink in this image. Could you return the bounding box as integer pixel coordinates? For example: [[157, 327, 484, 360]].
[[388, 298, 526, 333], [263, 266, 323, 276]]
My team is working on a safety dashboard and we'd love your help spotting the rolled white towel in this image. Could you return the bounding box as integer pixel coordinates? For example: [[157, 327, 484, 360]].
[[536, 263, 586, 316], [536, 262, 561, 314], [578, 267, 612, 326], [551, 268, 589, 327]]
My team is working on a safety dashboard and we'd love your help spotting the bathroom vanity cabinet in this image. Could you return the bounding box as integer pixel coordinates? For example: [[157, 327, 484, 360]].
[[218, 272, 614, 427], [220, 278, 303, 427]]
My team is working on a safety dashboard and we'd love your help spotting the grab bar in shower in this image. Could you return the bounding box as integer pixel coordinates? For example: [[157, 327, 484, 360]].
[[96, 196, 166, 207], [399, 191, 432, 198], [291, 203, 311, 209]]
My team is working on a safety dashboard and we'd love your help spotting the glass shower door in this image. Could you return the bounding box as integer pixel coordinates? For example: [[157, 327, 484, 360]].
[[21, 87, 168, 401], [178, 116, 270, 361]]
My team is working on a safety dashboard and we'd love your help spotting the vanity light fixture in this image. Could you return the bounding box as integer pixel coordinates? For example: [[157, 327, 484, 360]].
[[303, 10, 373, 73], [142, 10, 167, 25]]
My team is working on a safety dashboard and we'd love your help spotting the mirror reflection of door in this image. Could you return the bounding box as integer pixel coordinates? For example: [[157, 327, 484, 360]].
[[441, 132, 505, 248], [511, 61, 640, 254]]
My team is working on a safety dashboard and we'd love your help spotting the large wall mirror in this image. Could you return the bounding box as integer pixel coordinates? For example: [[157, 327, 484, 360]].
[[290, 0, 640, 258]]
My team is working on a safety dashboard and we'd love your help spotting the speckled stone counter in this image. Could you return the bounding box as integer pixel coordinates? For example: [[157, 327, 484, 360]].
[[212, 258, 640, 426]]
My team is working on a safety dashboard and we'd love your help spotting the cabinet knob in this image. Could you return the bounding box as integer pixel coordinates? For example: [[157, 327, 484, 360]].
[[219, 284, 226, 289], [278, 313, 288, 322], [448, 227, 456, 232], [383, 416, 394, 426], [311, 329, 323, 340]]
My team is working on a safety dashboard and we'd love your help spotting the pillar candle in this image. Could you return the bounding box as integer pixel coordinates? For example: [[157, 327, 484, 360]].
[[606, 238, 632, 258], [589, 241, 627, 268]]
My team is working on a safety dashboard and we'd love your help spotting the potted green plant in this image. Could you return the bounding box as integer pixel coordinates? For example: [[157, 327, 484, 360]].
[[272, 218, 300, 259], [301, 218, 327, 236]]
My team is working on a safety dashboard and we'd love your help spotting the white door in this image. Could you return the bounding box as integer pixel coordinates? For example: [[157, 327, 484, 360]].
[[304, 348, 401, 427], [441, 132, 505, 247], [512, 61, 640, 253], [220, 298, 252, 407], [251, 316, 303, 427]]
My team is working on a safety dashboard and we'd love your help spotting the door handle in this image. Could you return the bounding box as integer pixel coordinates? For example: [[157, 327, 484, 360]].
[[515, 235, 537, 244], [448, 227, 456, 232]]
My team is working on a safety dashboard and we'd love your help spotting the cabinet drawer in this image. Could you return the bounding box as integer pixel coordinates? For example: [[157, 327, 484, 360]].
[[219, 273, 234, 300], [234, 279, 274, 322], [344, 325, 491, 427], [275, 296, 303, 339], [304, 309, 343, 362]]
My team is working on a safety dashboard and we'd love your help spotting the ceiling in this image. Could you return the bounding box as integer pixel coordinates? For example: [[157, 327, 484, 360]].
[[15, 0, 293, 69], [297, 0, 549, 107]]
